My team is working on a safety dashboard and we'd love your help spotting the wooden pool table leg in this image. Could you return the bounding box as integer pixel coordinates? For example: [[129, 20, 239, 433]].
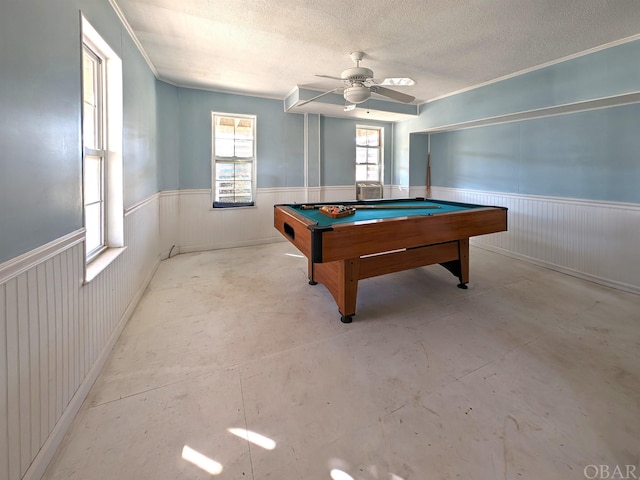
[[308, 258, 359, 323], [458, 238, 470, 288], [308, 257, 318, 285], [440, 238, 470, 289]]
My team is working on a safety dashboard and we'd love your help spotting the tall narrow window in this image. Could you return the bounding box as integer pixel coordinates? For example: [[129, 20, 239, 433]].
[[356, 127, 382, 183], [82, 46, 105, 260], [212, 113, 256, 208], [82, 16, 124, 280]]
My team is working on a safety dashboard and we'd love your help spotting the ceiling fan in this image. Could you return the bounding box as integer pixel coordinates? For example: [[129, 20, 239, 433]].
[[298, 51, 416, 109]]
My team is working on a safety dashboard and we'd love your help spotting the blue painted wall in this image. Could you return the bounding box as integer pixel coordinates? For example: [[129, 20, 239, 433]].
[[122, 40, 159, 207], [171, 88, 394, 190], [431, 103, 639, 202], [7, 0, 637, 266], [417, 39, 640, 131], [519, 104, 639, 201], [176, 88, 305, 190], [1, 1, 83, 264], [0, 0, 392, 264], [430, 123, 521, 193], [321, 117, 357, 186], [320, 117, 393, 186], [156, 81, 180, 191], [396, 38, 640, 204], [409, 133, 429, 187], [392, 121, 412, 186], [307, 114, 321, 188], [0, 0, 160, 263]]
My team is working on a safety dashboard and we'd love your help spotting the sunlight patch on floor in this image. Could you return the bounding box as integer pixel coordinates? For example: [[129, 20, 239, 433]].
[[228, 427, 277, 450], [330, 469, 355, 480], [181, 445, 223, 475]]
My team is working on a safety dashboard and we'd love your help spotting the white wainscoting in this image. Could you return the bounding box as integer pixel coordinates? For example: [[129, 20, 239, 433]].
[[413, 186, 640, 294], [165, 186, 640, 294], [167, 187, 352, 254], [4, 185, 637, 480], [159, 190, 180, 258], [172, 189, 301, 254], [0, 194, 162, 480], [165, 185, 415, 254]]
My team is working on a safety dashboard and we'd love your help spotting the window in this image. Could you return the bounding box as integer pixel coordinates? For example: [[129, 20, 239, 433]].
[[212, 113, 256, 207], [356, 126, 383, 183], [82, 16, 124, 280], [82, 46, 105, 259]]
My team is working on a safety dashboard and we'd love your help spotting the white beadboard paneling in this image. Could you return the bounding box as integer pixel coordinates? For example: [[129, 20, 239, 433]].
[[0, 230, 84, 286], [0, 283, 8, 480], [318, 185, 357, 203], [387, 184, 411, 199], [36, 263, 49, 446], [408, 186, 429, 198], [5, 278, 20, 479], [177, 185, 427, 252], [306, 187, 322, 203], [177, 188, 309, 253], [177, 187, 367, 253], [160, 190, 180, 258], [0, 194, 162, 480], [16, 273, 30, 475], [26, 269, 39, 463], [431, 186, 640, 294]]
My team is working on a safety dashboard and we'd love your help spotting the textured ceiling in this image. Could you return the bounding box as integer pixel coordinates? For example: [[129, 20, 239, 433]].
[[112, 0, 640, 112]]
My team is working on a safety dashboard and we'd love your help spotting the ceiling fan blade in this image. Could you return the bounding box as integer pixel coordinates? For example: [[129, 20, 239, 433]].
[[315, 74, 343, 81], [371, 86, 415, 103], [296, 88, 341, 107], [380, 77, 415, 86]]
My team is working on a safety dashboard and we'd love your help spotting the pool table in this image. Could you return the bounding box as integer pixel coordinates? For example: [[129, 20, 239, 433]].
[[274, 197, 507, 323]]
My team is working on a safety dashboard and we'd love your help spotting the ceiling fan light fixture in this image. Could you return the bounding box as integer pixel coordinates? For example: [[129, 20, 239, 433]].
[[343, 85, 370, 104]]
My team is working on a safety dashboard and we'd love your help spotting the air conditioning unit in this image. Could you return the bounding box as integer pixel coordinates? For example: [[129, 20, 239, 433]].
[[356, 182, 383, 200]]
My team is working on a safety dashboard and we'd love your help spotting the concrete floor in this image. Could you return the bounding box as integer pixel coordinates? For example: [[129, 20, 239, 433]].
[[43, 242, 640, 480]]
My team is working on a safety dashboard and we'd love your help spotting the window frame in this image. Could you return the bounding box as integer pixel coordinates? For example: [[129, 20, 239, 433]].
[[355, 126, 384, 184], [82, 44, 107, 262], [211, 112, 257, 208], [81, 15, 125, 282]]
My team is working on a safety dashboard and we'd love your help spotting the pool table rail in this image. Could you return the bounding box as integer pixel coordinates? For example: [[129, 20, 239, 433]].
[[274, 204, 506, 264], [311, 206, 505, 264]]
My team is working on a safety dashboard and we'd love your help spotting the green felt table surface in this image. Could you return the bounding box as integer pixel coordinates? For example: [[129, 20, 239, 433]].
[[290, 199, 474, 226]]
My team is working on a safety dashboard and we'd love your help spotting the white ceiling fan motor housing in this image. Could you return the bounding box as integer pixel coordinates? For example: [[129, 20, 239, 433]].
[[340, 67, 374, 83]]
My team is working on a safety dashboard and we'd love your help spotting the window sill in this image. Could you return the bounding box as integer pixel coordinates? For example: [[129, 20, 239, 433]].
[[210, 203, 257, 211], [212, 201, 255, 209], [84, 246, 127, 284]]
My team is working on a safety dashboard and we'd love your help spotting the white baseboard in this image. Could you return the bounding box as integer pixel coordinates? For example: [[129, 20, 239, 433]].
[[476, 243, 640, 296]]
